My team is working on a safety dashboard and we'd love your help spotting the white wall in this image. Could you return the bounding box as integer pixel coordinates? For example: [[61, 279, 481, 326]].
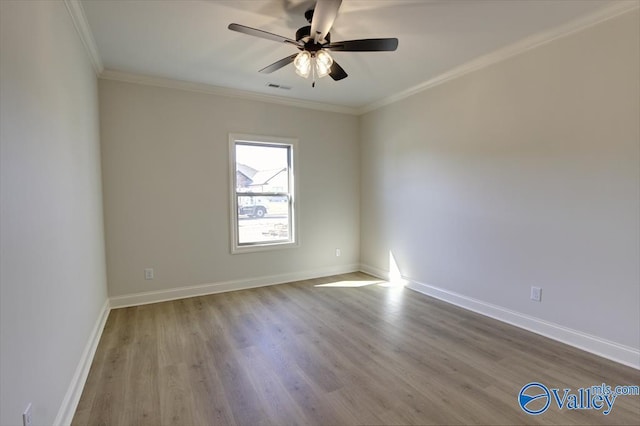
[[360, 10, 639, 351], [99, 79, 360, 298], [0, 1, 108, 425]]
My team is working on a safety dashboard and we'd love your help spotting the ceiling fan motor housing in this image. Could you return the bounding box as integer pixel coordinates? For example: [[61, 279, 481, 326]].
[[296, 25, 330, 47]]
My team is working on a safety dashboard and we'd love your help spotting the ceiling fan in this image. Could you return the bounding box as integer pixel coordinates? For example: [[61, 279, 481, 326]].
[[228, 0, 398, 87]]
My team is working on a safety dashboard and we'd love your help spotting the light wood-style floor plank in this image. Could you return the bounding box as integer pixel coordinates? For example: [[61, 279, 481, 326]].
[[73, 272, 640, 425]]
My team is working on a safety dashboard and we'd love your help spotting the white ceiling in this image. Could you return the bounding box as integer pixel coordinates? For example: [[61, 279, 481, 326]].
[[82, 0, 626, 109]]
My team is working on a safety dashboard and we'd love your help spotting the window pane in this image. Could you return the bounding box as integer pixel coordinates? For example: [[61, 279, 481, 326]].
[[233, 139, 294, 249], [237, 194, 290, 244], [235, 144, 289, 193]]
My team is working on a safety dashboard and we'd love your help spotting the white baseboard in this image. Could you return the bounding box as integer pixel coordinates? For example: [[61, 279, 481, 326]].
[[360, 263, 639, 369], [403, 278, 639, 370], [52, 265, 359, 424], [109, 264, 360, 309], [53, 264, 637, 426], [54, 298, 111, 426], [359, 263, 391, 281]]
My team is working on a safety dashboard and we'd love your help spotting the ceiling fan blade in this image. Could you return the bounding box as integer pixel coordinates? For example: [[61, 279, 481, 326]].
[[328, 60, 348, 81], [310, 0, 342, 44], [228, 23, 301, 47], [327, 38, 399, 52], [259, 54, 298, 74]]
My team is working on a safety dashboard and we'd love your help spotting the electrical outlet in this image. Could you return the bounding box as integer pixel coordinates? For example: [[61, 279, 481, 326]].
[[530, 286, 542, 302], [23, 403, 32, 426], [144, 268, 154, 280], [335, 248, 341, 257]]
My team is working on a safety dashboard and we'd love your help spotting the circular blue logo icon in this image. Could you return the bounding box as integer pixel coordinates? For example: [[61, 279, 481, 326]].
[[519, 382, 551, 415]]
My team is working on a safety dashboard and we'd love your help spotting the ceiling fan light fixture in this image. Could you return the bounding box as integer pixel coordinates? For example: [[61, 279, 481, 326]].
[[315, 50, 333, 78], [229, 0, 398, 85], [294, 51, 311, 78]]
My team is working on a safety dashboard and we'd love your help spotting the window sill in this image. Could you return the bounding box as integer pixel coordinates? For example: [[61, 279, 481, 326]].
[[231, 241, 299, 255]]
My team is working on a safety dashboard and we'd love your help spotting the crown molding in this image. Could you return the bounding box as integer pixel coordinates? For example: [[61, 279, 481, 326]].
[[70, 0, 638, 115], [358, 0, 640, 115], [63, 0, 104, 74], [99, 69, 359, 115]]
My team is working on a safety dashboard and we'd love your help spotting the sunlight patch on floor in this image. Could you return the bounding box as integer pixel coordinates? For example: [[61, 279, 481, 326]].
[[315, 279, 384, 288], [378, 281, 406, 288], [314, 252, 407, 289]]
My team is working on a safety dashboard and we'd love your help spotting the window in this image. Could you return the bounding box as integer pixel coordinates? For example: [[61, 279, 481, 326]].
[[229, 134, 297, 253]]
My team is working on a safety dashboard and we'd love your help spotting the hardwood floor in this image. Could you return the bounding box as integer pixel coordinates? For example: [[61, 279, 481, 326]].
[[73, 272, 640, 425]]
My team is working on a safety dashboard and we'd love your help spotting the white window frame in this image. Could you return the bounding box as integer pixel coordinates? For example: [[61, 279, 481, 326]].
[[229, 133, 298, 254]]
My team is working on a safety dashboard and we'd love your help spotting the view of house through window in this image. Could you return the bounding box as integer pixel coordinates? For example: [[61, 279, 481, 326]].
[[231, 136, 296, 251]]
